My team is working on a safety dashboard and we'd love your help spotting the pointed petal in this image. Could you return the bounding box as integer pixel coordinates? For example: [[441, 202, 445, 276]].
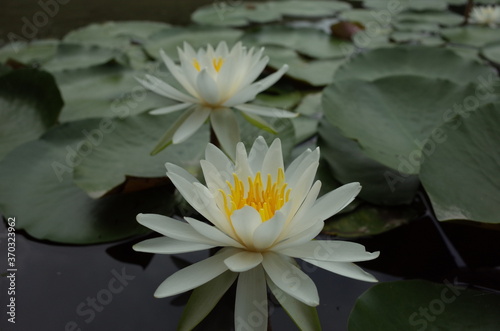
[[273, 221, 324, 251], [165, 162, 199, 185], [247, 136, 269, 173], [178, 270, 238, 331], [210, 108, 240, 160], [150, 107, 195, 155], [303, 259, 379, 283], [172, 106, 210, 144], [224, 251, 263, 272], [154, 248, 237, 297], [231, 206, 262, 247], [159, 49, 198, 97], [254, 64, 289, 93], [234, 141, 253, 182], [253, 211, 286, 250], [278, 240, 380, 262], [205, 143, 235, 181], [240, 111, 277, 134], [235, 103, 297, 118], [262, 252, 319, 306], [235, 266, 267, 331], [196, 69, 220, 105], [261, 138, 284, 184], [133, 237, 214, 254], [184, 217, 242, 248], [200, 159, 228, 193], [136, 213, 218, 245], [222, 84, 262, 107], [303, 182, 361, 223], [149, 102, 192, 115], [140, 74, 197, 103]]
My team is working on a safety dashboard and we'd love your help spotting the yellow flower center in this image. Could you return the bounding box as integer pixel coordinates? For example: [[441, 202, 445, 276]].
[[192, 57, 224, 72], [220, 168, 291, 222]]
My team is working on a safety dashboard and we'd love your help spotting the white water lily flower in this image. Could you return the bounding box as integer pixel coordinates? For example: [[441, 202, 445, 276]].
[[470, 5, 500, 27], [133, 137, 379, 330], [137, 41, 296, 156]]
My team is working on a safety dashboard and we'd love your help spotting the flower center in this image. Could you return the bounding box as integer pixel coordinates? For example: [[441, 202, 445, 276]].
[[220, 168, 291, 222], [192, 57, 224, 72]]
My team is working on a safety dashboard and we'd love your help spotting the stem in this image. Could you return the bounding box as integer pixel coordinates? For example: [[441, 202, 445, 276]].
[[464, 0, 474, 25]]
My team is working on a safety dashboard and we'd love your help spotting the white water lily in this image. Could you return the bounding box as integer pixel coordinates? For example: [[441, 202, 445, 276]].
[[470, 5, 500, 27], [133, 137, 379, 330], [137, 41, 296, 156]]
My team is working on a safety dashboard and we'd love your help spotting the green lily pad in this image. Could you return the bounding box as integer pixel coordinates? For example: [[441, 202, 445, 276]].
[[43, 43, 125, 71], [253, 86, 302, 110], [72, 112, 207, 196], [292, 93, 322, 143], [0, 39, 58, 65], [191, 1, 350, 27], [363, 0, 448, 11], [419, 103, 500, 224], [0, 69, 63, 160], [349, 280, 500, 331], [390, 31, 443, 45], [318, 119, 419, 205], [392, 21, 441, 33], [63, 21, 172, 48], [0, 119, 176, 244], [322, 75, 489, 174], [144, 26, 243, 61], [265, 46, 344, 86], [441, 26, 500, 47], [339, 9, 382, 25], [482, 42, 500, 65], [53, 63, 172, 122], [397, 11, 463, 26], [334, 46, 494, 83], [244, 26, 347, 59], [323, 203, 419, 238]]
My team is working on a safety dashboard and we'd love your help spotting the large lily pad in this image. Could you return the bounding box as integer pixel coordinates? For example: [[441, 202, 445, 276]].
[[322, 75, 490, 174], [363, 0, 448, 11], [441, 26, 500, 47], [0, 119, 175, 244], [144, 26, 243, 61], [318, 119, 419, 205], [73, 112, 208, 196], [482, 42, 500, 65], [419, 103, 500, 224], [0, 40, 58, 65], [265, 46, 344, 86], [397, 11, 463, 26], [334, 46, 494, 83], [243, 26, 347, 59], [43, 43, 124, 71], [348, 280, 500, 331], [0, 69, 63, 160]]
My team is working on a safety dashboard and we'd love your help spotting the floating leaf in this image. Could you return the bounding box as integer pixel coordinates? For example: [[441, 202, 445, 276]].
[[397, 11, 463, 26], [0, 119, 175, 244], [482, 42, 500, 65], [363, 0, 448, 11], [349, 280, 500, 331], [441, 26, 500, 47], [419, 103, 500, 224], [390, 31, 443, 46], [334, 46, 494, 83], [293, 93, 322, 142], [0, 39, 58, 65], [0, 69, 62, 160]]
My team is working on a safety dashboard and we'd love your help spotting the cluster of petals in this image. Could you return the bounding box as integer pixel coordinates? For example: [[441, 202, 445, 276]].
[[133, 137, 379, 329], [137, 42, 296, 155], [470, 5, 500, 27]]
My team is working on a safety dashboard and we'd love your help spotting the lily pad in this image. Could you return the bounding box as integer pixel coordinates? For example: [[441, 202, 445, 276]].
[[72, 112, 208, 196], [323, 203, 419, 238], [265, 46, 344, 86], [397, 11, 463, 26], [392, 21, 441, 33], [144, 26, 243, 61], [43, 43, 125, 71], [53, 63, 172, 122], [0, 69, 62, 160], [482, 42, 500, 65], [322, 75, 489, 174], [318, 119, 419, 205], [441, 26, 500, 47], [0, 39, 58, 65], [292, 93, 322, 142], [244, 26, 347, 59], [390, 32, 443, 45], [363, 0, 448, 11], [0, 119, 176, 244], [419, 103, 500, 224], [348, 280, 500, 331], [334, 46, 494, 83]]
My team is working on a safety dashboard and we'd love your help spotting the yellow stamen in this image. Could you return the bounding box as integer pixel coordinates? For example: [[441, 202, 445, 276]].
[[193, 59, 201, 72], [192, 57, 224, 72], [219, 168, 291, 222]]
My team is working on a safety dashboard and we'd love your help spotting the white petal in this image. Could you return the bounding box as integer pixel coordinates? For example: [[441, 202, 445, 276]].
[[196, 69, 220, 105], [235, 266, 268, 331], [273, 221, 324, 251], [184, 217, 242, 248], [143, 74, 197, 103], [160, 49, 198, 97], [254, 64, 289, 93], [262, 252, 319, 306], [261, 138, 284, 184], [149, 102, 192, 115], [172, 106, 210, 144], [133, 237, 214, 254], [205, 143, 235, 181], [285, 148, 319, 189], [154, 247, 237, 298], [247, 136, 269, 173], [234, 141, 253, 182], [235, 103, 298, 118], [239, 56, 269, 88], [288, 162, 319, 218], [231, 206, 262, 248], [222, 83, 262, 107], [166, 162, 199, 185], [303, 182, 361, 223], [136, 213, 217, 245], [210, 108, 240, 160], [303, 259, 378, 283], [200, 159, 227, 193], [278, 240, 380, 262], [253, 211, 286, 250], [224, 251, 263, 272]]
